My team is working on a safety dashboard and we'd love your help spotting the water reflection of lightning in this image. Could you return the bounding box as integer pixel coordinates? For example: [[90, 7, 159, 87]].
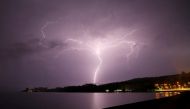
[[40, 21, 137, 84]]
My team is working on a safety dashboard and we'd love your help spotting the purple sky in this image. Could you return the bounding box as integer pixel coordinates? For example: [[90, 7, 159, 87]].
[[0, 0, 190, 91]]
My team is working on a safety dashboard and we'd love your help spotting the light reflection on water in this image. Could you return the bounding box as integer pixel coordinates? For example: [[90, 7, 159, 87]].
[[155, 92, 181, 99], [0, 92, 160, 109], [92, 93, 155, 108]]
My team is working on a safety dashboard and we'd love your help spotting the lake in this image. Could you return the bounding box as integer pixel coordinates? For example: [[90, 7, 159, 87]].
[[0, 92, 173, 109]]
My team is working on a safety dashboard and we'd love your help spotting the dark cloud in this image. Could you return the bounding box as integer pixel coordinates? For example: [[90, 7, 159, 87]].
[[0, 39, 66, 59]]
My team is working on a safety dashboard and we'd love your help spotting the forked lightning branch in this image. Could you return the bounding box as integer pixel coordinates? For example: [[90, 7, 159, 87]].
[[40, 21, 138, 84]]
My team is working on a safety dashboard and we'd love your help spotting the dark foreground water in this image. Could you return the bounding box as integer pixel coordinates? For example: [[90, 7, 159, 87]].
[[0, 92, 162, 109]]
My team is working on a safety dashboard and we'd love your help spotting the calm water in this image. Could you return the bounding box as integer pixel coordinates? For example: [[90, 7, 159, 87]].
[[0, 92, 162, 109]]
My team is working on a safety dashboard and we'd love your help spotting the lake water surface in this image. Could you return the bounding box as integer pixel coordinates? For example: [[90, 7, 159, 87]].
[[0, 92, 161, 109]]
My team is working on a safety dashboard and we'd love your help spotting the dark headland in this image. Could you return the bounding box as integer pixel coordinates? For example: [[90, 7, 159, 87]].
[[105, 91, 190, 109], [23, 72, 190, 93]]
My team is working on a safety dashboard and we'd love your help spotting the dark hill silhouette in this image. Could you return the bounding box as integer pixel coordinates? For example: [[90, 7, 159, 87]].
[[23, 72, 190, 92]]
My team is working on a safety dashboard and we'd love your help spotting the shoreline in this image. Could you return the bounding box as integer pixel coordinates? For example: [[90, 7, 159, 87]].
[[105, 91, 190, 109]]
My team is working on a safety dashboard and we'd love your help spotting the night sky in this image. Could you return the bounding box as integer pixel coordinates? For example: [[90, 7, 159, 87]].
[[0, 0, 190, 91]]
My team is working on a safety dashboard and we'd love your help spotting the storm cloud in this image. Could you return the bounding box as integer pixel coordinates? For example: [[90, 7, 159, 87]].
[[0, 0, 190, 91]]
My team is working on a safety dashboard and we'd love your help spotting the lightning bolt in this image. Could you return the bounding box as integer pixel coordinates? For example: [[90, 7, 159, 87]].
[[93, 44, 103, 83], [40, 21, 139, 84], [40, 21, 57, 47]]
